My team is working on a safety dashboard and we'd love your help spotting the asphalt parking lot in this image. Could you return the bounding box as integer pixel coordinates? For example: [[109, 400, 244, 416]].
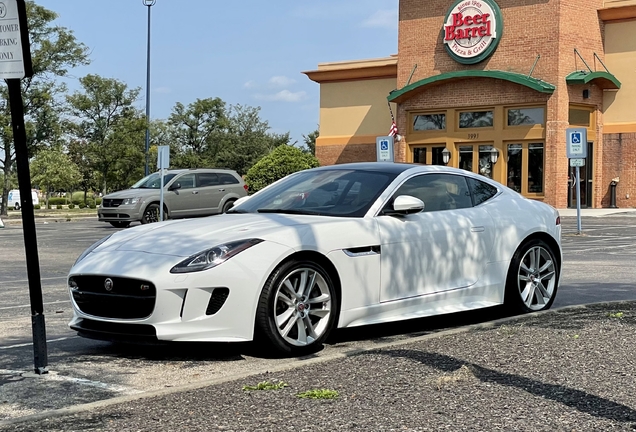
[[0, 214, 635, 424]]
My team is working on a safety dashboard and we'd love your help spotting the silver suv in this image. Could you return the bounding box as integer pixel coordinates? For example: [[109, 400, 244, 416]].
[[98, 168, 248, 228]]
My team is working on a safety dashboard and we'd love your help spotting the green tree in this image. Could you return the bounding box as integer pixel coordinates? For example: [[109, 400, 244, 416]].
[[302, 128, 319, 156], [67, 139, 98, 204], [214, 104, 290, 175], [0, 1, 90, 216], [30, 147, 81, 208], [244, 144, 319, 193], [66, 74, 141, 194], [168, 97, 227, 168]]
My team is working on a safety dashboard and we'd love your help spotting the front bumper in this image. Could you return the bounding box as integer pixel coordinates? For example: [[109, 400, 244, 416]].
[[98, 205, 143, 222], [68, 242, 294, 343]]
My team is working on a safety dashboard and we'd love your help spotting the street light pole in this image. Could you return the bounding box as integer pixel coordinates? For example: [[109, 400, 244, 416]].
[[143, 0, 156, 177]]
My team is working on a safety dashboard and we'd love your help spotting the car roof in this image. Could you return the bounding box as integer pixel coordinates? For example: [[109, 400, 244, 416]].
[[309, 162, 472, 176], [160, 168, 238, 174]]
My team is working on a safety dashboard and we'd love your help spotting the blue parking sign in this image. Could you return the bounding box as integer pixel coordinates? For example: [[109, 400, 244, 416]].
[[571, 132, 581, 144], [380, 140, 389, 151], [376, 136, 394, 162]]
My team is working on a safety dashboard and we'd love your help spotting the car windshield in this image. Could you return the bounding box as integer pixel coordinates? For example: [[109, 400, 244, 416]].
[[231, 169, 398, 217], [131, 173, 178, 189]]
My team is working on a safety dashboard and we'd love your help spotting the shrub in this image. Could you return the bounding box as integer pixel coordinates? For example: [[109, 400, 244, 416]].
[[89, 203, 96, 209], [56, 204, 63, 210], [48, 197, 67, 205], [96, 198, 102, 205], [34, 204, 41, 210], [68, 203, 75, 209], [78, 203, 87, 209], [244, 145, 319, 193]]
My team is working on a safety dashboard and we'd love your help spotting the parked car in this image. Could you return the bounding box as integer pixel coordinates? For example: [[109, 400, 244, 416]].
[[69, 163, 562, 355], [5, 189, 40, 210], [98, 168, 248, 228]]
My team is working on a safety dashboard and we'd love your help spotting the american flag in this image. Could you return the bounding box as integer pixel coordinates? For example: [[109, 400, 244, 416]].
[[388, 120, 399, 137], [387, 101, 399, 137]]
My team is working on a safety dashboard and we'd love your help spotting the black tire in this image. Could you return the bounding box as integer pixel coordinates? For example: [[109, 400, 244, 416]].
[[14, 203, 20, 211], [504, 238, 559, 314], [255, 260, 339, 356], [109, 221, 130, 228], [141, 203, 160, 224], [222, 200, 235, 213]]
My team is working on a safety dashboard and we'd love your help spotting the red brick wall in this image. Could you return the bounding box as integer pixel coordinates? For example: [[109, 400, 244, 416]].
[[602, 133, 636, 208], [316, 143, 377, 166]]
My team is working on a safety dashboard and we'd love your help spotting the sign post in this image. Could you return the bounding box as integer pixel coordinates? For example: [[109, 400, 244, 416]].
[[157, 145, 169, 221], [3, 0, 48, 374], [566, 128, 587, 235], [376, 136, 394, 162]]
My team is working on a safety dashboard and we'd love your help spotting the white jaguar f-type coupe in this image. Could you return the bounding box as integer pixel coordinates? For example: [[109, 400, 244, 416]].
[[68, 163, 562, 355]]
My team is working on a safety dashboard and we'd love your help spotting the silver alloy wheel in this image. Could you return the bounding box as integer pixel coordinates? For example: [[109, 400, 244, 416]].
[[517, 245, 556, 311], [273, 267, 332, 347]]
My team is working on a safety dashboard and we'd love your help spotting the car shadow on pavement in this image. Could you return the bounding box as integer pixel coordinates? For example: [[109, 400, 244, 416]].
[[381, 349, 636, 425], [329, 305, 514, 345]]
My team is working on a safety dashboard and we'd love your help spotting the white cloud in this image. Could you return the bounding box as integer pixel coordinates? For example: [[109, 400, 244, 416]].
[[254, 90, 308, 103], [243, 80, 258, 89], [361, 9, 398, 29], [153, 86, 171, 94], [269, 75, 296, 88]]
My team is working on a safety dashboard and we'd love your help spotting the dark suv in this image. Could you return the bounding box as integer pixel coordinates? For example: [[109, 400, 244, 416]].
[[98, 168, 248, 228]]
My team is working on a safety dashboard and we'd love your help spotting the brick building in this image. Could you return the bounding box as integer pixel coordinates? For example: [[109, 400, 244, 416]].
[[304, 0, 636, 208]]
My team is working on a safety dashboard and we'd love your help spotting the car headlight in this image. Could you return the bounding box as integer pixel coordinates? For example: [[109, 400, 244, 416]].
[[74, 235, 113, 266], [122, 197, 141, 205], [170, 239, 263, 274]]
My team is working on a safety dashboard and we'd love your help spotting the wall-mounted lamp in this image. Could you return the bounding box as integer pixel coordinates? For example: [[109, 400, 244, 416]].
[[442, 147, 451, 165], [490, 148, 499, 165]]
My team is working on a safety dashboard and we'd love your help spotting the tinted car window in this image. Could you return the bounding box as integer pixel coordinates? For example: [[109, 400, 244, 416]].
[[392, 174, 472, 212], [232, 169, 398, 217], [198, 173, 219, 187], [219, 173, 239, 185], [176, 174, 196, 189], [132, 173, 177, 189], [467, 177, 498, 206]]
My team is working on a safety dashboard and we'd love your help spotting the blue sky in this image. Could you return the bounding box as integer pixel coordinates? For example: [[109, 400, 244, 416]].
[[35, 0, 398, 145]]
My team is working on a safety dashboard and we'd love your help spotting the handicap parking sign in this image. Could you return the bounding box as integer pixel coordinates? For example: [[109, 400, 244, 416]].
[[566, 128, 587, 159], [376, 136, 394, 162], [380, 140, 389, 151]]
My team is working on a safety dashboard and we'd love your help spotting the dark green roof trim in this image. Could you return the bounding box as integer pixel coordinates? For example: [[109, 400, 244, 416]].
[[566, 71, 621, 90], [387, 70, 556, 103]]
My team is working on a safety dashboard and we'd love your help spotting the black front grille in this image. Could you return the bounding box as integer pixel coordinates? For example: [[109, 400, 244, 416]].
[[103, 199, 124, 208], [206, 288, 229, 315], [71, 318, 158, 343], [70, 275, 156, 319]]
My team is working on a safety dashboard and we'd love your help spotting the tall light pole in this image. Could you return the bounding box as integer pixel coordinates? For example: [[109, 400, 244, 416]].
[[143, 0, 156, 177]]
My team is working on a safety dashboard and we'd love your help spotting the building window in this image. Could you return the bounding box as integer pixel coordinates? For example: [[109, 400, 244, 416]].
[[413, 114, 446, 131], [459, 110, 494, 128], [478, 145, 495, 179], [507, 144, 523, 192], [528, 143, 544, 193], [458, 146, 473, 172], [431, 147, 445, 165], [507, 107, 545, 126], [568, 108, 591, 127], [413, 147, 426, 164]]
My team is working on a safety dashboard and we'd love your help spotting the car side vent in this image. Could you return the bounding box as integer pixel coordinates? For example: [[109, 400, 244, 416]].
[[206, 288, 230, 316]]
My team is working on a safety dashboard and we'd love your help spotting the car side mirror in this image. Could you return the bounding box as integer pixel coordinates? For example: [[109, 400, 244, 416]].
[[390, 195, 425, 215], [169, 183, 181, 191]]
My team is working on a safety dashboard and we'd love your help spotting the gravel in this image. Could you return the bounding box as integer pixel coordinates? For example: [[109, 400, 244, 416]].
[[2, 302, 636, 432]]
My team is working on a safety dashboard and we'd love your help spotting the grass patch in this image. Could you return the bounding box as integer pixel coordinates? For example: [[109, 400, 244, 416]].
[[296, 389, 339, 400], [607, 312, 625, 319], [242, 380, 288, 391], [435, 365, 476, 391]]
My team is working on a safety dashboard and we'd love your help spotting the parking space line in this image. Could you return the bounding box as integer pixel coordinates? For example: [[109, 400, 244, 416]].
[[0, 276, 67, 284], [0, 300, 70, 310], [0, 336, 77, 350], [0, 368, 136, 394]]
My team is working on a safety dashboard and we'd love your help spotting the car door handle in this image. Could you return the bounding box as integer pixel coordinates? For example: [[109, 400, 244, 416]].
[[218, 188, 225, 192], [471, 226, 485, 232], [192, 191, 199, 195]]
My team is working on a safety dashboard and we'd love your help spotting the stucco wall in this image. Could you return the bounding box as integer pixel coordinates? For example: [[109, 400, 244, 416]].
[[603, 20, 636, 125]]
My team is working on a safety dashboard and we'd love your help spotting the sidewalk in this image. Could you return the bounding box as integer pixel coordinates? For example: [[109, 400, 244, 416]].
[[1, 302, 635, 431], [557, 207, 636, 217]]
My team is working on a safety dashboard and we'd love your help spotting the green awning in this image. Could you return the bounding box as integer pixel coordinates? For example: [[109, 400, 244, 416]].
[[566, 71, 621, 90], [388, 70, 556, 103]]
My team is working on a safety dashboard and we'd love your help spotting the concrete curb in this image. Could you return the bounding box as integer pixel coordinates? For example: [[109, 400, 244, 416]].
[[2, 216, 97, 226], [1, 300, 633, 428]]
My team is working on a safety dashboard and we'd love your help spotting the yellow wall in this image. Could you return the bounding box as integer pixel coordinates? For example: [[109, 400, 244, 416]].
[[319, 78, 397, 138], [603, 20, 636, 126]]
